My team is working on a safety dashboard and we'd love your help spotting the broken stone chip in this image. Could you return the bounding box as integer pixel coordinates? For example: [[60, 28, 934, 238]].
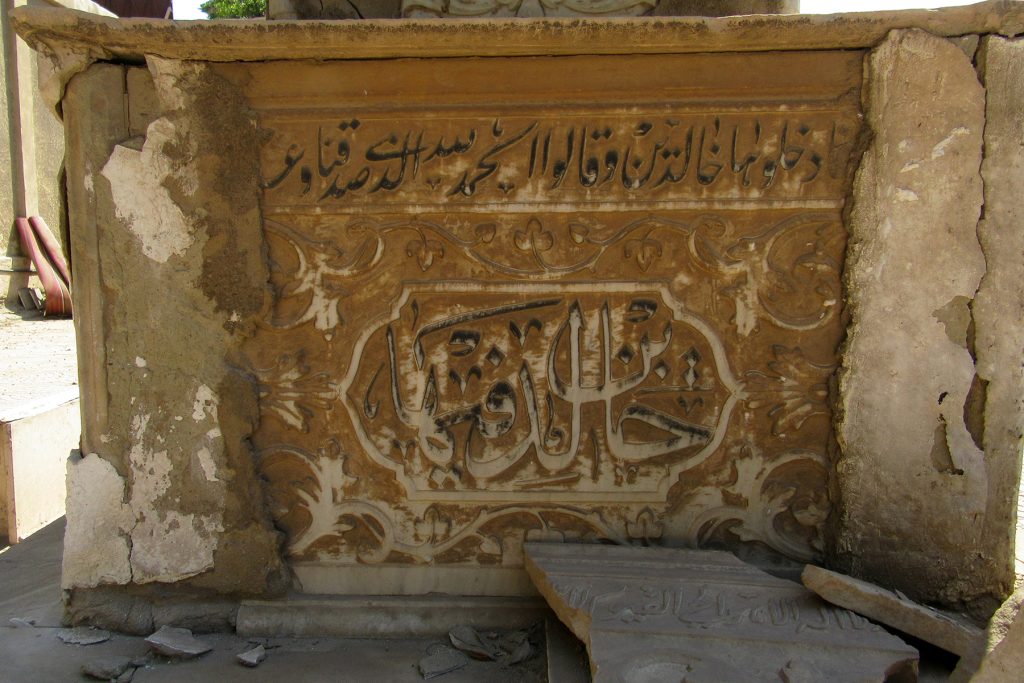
[[236, 644, 267, 667], [802, 564, 985, 657], [418, 644, 469, 679], [57, 626, 112, 645], [144, 625, 213, 659], [447, 624, 534, 664], [81, 655, 134, 680], [448, 624, 503, 660], [524, 543, 919, 683]]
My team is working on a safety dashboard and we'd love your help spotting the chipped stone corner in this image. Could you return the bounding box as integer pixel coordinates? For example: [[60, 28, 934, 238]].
[[32, 40, 107, 118]]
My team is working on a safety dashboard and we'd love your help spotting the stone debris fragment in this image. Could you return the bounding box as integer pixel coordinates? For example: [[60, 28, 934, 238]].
[[524, 543, 919, 683], [81, 655, 134, 680], [144, 625, 213, 659], [448, 624, 502, 660], [418, 644, 469, 679], [447, 624, 535, 664], [57, 626, 111, 645], [236, 644, 267, 667], [7, 617, 34, 628], [802, 564, 985, 657]]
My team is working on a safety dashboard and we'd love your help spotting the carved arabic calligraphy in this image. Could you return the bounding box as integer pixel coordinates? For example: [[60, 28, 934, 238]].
[[342, 284, 740, 501], [552, 579, 881, 634], [261, 113, 857, 207]]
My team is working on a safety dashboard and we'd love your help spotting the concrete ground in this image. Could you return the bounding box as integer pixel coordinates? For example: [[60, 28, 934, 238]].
[[0, 520, 961, 682], [0, 521, 551, 682], [0, 305, 77, 418]]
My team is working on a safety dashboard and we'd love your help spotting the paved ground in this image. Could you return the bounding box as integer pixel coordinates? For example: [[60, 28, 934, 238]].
[[0, 305, 77, 418], [0, 521, 550, 682]]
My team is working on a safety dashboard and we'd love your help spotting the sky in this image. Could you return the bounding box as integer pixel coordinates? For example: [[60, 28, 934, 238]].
[[170, 0, 977, 20]]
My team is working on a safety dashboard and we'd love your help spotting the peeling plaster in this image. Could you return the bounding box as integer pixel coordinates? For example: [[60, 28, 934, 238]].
[[100, 118, 196, 264], [192, 384, 218, 422], [62, 454, 133, 589]]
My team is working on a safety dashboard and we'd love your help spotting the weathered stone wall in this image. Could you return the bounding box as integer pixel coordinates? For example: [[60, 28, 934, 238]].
[[835, 28, 1023, 617], [60, 61, 286, 631], [11, 3, 1023, 628]]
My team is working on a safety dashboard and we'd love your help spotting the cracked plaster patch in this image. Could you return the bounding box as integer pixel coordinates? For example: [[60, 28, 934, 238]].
[[124, 395, 225, 584], [62, 453, 133, 589], [100, 117, 196, 264]]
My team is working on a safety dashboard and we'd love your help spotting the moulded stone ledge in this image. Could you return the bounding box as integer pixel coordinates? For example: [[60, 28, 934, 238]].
[[10, 1, 1024, 64]]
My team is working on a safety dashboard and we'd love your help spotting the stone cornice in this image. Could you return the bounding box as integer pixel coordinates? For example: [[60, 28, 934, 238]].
[[11, 1, 1024, 63]]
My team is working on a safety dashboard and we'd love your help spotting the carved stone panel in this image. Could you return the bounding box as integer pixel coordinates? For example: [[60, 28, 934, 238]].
[[231, 51, 863, 594]]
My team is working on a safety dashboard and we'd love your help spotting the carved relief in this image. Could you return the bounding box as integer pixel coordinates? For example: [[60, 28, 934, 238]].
[[261, 113, 858, 208], [265, 212, 843, 339], [241, 52, 861, 588]]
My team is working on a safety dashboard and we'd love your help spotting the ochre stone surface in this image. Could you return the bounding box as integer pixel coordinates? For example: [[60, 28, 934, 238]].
[[234, 51, 862, 593], [836, 29, 1004, 615]]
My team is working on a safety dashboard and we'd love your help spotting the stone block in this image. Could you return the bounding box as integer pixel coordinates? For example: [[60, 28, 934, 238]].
[[836, 28, 995, 611], [227, 48, 861, 594], [525, 543, 919, 682], [0, 397, 79, 544], [976, 36, 1024, 587], [802, 565, 984, 657], [236, 595, 550, 638]]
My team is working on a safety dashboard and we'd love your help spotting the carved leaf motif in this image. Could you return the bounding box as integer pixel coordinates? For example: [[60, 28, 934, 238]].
[[474, 222, 497, 244], [623, 235, 663, 272], [514, 217, 555, 252], [405, 238, 445, 271], [478, 535, 502, 556], [255, 352, 335, 432], [743, 346, 834, 436], [568, 223, 589, 244], [683, 448, 829, 562], [626, 507, 664, 540]]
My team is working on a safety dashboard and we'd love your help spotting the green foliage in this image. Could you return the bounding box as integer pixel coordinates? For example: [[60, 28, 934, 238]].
[[199, 0, 267, 18]]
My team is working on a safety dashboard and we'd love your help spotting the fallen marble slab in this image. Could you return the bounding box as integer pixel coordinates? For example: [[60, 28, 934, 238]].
[[144, 625, 212, 659], [802, 564, 984, 657], [524, 543, 919, 683]]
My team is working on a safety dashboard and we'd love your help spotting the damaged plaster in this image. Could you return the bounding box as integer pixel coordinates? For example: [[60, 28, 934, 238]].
[[59, 59, 285, 609], [101, 118, 196, 264], [976, 35, 1024, 585], [62, 453, 132, 589], [837, 29, 994, 611]]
